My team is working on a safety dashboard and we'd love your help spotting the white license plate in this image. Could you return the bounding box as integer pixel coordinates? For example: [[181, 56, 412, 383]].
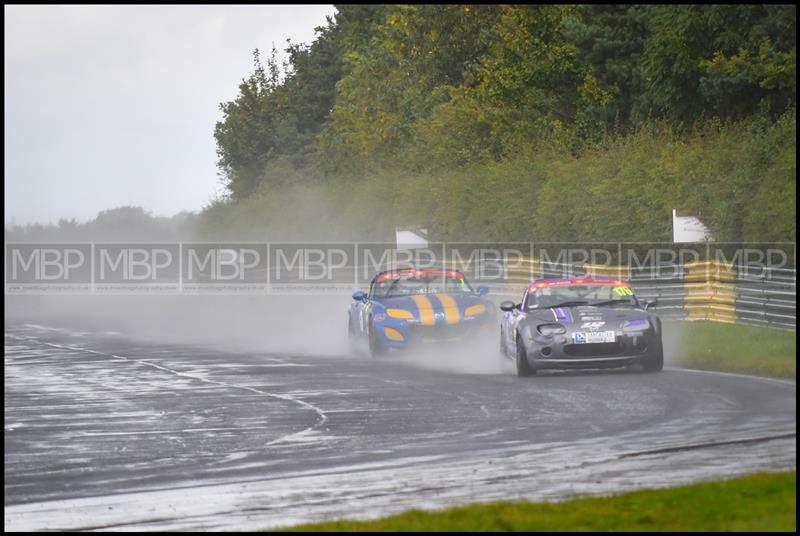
[[573, 331, 616, 344]]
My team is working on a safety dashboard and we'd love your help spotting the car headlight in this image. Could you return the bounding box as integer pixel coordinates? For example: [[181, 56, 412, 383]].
[[537, 323, 566, 336], [386, 308, 415, 320], [622, 319, 650, 332]]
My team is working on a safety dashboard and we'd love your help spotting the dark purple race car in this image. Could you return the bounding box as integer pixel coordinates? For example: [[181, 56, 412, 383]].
[[499, 276, 663, 376]]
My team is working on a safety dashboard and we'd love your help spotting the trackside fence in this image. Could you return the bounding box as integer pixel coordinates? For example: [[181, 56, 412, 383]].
[[5, 241, 796, 331]]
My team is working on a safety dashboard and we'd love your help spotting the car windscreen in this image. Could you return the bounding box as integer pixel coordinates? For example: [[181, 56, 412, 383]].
[[371, 271, 473, 299], [524, 284, 638, 310]]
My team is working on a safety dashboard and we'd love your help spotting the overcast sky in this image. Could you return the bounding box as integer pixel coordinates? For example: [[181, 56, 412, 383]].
[[4, 4, 337, 225]]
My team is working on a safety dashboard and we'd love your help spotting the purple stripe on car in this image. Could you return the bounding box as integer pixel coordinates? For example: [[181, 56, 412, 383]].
[[554, 307, 573, 323]]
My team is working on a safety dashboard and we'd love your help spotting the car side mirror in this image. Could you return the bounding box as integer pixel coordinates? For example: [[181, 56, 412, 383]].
[[352, 291, 367, 302], [644, 298, 657, 310], [500, 301, 517, 312], [475, 285, 489, 296]]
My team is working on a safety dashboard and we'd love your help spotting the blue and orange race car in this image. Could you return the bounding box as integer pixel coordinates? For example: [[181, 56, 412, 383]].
[[348, 267, 495, 356]]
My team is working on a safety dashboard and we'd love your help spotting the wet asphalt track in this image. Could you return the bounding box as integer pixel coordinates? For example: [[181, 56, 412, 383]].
[[4, 323, 796, 531]]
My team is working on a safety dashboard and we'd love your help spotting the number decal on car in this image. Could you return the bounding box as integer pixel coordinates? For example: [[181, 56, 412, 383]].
[[613, 286, 634, 297]]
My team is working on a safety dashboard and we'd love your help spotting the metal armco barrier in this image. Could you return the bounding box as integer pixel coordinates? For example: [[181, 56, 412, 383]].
[[733, 266, 796, 329], [6, 242, 795, 330]]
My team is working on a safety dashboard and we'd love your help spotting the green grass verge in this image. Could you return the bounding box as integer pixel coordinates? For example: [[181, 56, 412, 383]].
[[274, 471, 795, 532], [664, 320, 796, 378]]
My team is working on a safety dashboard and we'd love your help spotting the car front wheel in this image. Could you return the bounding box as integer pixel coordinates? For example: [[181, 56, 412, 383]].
[[515, 334, 535, 377], [368, 319, 385, 358], [643, 338, 664, 372]]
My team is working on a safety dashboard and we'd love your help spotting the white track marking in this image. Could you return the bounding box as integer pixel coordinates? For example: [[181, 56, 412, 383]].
[[5, 333, 328, 447], [669, 367, 796, 387]]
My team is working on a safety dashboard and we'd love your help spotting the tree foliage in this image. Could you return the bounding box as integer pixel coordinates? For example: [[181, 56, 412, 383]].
[[209, 4, 796, 242]]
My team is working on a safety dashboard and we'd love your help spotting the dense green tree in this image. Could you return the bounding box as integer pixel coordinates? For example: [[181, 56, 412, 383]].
[[564, 5, 649, 130], [214, 48, 283, 199], [698, 5, 795, 119], [637, 5, 796, 124], [206, 4, 795, 243], [330, 5, 500, 165]]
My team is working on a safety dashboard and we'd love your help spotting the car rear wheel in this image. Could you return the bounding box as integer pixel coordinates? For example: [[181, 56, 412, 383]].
[[515, 334, 535, 377], [347, 314, 358, 353]]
